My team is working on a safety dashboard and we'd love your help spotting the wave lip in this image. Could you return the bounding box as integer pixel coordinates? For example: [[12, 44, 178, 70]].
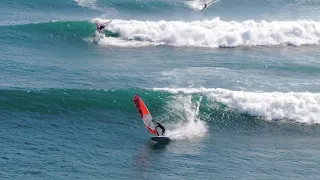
[[96, 18, 320, 48]]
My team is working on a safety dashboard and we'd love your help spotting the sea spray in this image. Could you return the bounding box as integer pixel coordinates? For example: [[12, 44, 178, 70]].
[[165, 95, 208, 140]]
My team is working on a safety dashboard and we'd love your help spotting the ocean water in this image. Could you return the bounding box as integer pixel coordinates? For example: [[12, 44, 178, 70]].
[[1, 0, 320, 179]]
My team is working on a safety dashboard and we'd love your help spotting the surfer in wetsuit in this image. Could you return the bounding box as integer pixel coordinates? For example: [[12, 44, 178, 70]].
[[201, 3, 207, 11], [154, 121, 166, 136], [97, 24, 105, 33], [204, 3, 207, 9], [96, 20, 113, 34]]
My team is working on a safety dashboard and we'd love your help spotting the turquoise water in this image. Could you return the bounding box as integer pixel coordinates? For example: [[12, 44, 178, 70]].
[[1, 0, 320, 179]]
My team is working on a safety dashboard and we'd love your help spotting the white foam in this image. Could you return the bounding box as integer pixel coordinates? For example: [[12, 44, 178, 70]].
[[99, 37, 163, 47], [74, 0, 96, 9], [92, 18, 320, 48], [154, 88, 320, 124], [91, 18, 164, 47], [164, 95, 208, 140]]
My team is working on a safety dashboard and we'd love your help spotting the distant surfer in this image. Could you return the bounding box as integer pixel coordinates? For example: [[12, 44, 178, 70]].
[[201, 3, 207, 11], [153, 120, 166, 136], [96, 19, 113, 34], [97, 24, 105, 33]]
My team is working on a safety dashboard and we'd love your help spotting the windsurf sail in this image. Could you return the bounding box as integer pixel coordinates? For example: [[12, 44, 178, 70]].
[[133, 94, 158, 136]]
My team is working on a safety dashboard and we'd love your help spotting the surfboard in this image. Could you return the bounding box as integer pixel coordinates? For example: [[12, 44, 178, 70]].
[[150, 136, 170, 143]]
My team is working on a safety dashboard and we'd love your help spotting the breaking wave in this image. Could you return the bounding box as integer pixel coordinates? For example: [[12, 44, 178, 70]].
[[94, 18, 320, 48], [155, 88, 320, 124], [1, 87, 319, 124]]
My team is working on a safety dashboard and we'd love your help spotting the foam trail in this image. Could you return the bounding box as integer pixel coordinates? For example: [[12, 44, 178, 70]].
[[165, 95, 208, 140], [99, 37, 164, 47], [154, 88, 320, 124], [93, 18, 320, 48], [93, 30, 104, 43]]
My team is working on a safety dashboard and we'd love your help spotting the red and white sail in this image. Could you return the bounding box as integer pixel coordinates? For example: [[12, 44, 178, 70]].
[[133, 94, 158, 136]]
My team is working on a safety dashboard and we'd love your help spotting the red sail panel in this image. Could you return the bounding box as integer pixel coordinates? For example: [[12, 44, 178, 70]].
[[133, 95, 144, 118], [133, 94, 157, 135]]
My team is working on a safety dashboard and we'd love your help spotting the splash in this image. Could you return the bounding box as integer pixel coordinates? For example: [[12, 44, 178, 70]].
[[98, 37, 164, 47], [93, 30, 104, 43], [164, 95, 208, 140]]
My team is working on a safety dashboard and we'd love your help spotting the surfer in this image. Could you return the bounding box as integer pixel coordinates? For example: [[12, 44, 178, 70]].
[[96, 20, 113, 34], [97, 24, 105, 33], [201, 3, 208, 11], [153, 121, 166, 136]]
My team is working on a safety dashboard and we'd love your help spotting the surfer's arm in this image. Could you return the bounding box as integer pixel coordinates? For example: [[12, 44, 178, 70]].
[[158, 123, 164, 129], [157, 123, 166, 135]]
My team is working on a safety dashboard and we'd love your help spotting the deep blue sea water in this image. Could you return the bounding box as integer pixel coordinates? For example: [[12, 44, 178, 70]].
[[1, 0, 320, 179]]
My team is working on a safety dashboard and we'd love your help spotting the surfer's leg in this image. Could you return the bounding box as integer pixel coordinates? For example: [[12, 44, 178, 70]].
[[161, 126, 165, 135]]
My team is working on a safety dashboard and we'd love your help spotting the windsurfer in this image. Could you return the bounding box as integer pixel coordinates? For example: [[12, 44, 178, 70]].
[[153, 121, 166, 136]]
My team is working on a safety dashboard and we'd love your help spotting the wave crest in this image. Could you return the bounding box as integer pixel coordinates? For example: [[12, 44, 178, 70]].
[[155, 88, 320, 124]]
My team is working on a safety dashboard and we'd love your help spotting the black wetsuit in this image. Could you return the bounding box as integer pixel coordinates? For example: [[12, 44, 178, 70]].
[[156, 122, 166, 136], [98, 25, 105, 33], [201, 3, 207, 11]]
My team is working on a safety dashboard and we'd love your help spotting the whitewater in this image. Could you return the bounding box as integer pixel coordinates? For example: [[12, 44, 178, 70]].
[[154, 88, 320, 124], [93, 18, 320, 48]]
